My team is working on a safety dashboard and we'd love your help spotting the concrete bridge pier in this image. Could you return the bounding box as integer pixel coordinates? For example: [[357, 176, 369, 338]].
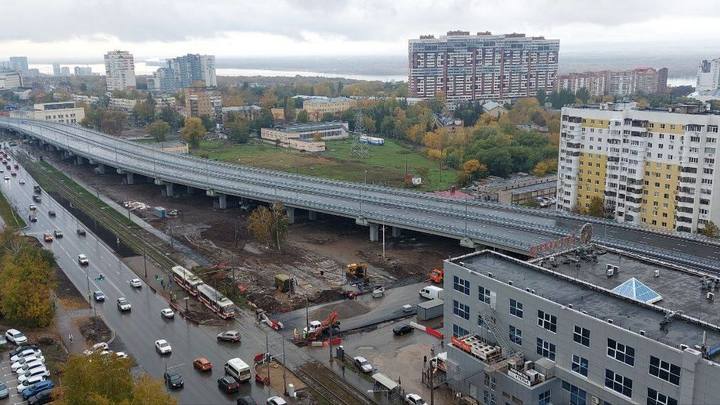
[[369, 223, 379, 242], [307, 210, 317, 221], [392, 226, 402, 238], [62, 150, 73, 160], [217, 194, 227, 209], [286, 207, 295, 224], [460, 237, 476, 249], [95, 164, 106, 175], [126, 173, 135, 185], [75, 156, 85, 165], [165, 183, 175, 198]]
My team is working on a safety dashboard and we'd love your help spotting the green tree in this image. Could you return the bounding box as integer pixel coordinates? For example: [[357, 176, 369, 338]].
[[147, 120, 170, 142], [55, 353, 175, 405], [283, 97, 296, 122], [132, 94, 156, 126], [700, 221, 720, 238], [576, 87, 591, 104], [536, 89, 547, 106], [158, 106, 183, 130], [200, 115, 215, 132], [321, 112, 335, 122], [180, 117, 207, 149], [587, 196, 605, 218], [296, 110, 309, 123], [226, 117, 250, 144]]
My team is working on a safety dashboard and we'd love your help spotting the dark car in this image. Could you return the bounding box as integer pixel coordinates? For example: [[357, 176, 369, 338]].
[[77, 228, 86, 236], [218, 376, 239, 394], [393, 324, 414, 336], [164, 371, 184, 389], [93, 291, 105, 302], [27, 388, 53, 405], [21, 380, 54, 400], [48, 211, 56, 217], [0, 382, 8, 399], [237, 396, 258, 405]]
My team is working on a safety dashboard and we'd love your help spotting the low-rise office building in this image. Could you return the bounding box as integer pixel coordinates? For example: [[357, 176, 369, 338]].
[[302, 97, 355, 121], [260, 122, 349, 152], [10, 102, 85, 124], [108, 97, 137, 112], [0, 72, 22, 90], [444, 247, 720, 405]]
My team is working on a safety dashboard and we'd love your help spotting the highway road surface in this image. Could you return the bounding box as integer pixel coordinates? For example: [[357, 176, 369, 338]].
[[0, 157, 297, 404]]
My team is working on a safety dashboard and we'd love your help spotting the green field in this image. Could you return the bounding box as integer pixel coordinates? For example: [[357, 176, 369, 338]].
[[194, 138, 458, 191]]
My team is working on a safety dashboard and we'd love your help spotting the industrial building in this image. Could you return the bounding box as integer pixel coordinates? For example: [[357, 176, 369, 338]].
[[444, 247, 720, 405], [557, 102, 720, 233], [408, 31, 559, 103]]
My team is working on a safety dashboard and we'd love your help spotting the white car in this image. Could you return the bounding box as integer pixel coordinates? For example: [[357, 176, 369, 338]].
[[266, 396, 288, 405], [19, 180, 25, 185], [15, 360, 45, 375], [405, 393, 428, 405], [160, 308, 175, 319], [10, 348, 40, 362], [130, 278, 142, 288], [155, 339, 171, 355], [353, 356, 373, 373], [5, 329, 27, 345], [116, 297, 131, 312], [11, 355, 41, 372], [78, 254, 89, 266], [16, 374, 45, 393], [18, 366, 49, 384]]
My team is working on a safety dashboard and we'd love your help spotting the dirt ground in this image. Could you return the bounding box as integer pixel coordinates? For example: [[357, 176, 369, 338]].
[[255, 359, 306, 394], [48, 152, 466, 313]]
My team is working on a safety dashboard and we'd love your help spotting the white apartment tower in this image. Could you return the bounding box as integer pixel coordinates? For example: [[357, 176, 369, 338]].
[[104, 50, 136, 91], [697, 58, 720, 93], [557, 103, 720, 234]]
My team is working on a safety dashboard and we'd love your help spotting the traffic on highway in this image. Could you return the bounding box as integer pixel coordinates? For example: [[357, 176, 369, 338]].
[[0, 152, 291, 404]]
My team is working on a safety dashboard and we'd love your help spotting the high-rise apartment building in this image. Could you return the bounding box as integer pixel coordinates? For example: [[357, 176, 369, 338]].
[[444, 248, 720, 405], [52, 63, 62, 76], [104, 51, 136, 91], [557, 68, 665, 98], [408, 31, 559, 103], [147, 54, 216, 93], [697, 58, 720, 93], [74, 66, 92, 76], [557, 103, 720, 233], [8, 57, 28, 73]]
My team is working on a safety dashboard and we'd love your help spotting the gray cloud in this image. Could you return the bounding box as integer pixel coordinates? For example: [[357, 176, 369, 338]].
[[3, 0, 719, 44]]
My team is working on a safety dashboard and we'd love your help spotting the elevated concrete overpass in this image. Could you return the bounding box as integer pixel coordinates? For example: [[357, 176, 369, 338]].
[[2, 118, 719, 272]]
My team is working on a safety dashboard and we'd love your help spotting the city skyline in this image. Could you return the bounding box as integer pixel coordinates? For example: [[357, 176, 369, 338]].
[[2, 0, 720, 60]]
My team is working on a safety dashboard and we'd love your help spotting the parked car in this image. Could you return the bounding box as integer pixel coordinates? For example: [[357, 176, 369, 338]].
[[53, 230, 63, 238], [217, 330, 241, 343], [217, 376, 239, 394], [160, 308, 175, 319], [405, 393, 428, 405], [78, 254, 89, 266], [26, 388, 53, 405], [11, 355, 42, 372], [353, 356, 373, 373], [130, 278, 142, 288], [116, 297, 131, 312], [11, 348, 40, 362], [93, 291, 105, 302], [21, 380, 54, 400], [155, 339, 172, 355], [16, 360, 46, 376], [18, 367, 49, 384], [393, 324, 414, 336], [6, 329, 28, 345], [16, 374, 46, 393], [237, 396, 257, 405], [9, 344, 38, 358], [0, 383, 8, 399], [193, 357, 212, 371], [163, 371, 184, 389], [76, 228, 86, 236], [266, 396, 287, 405]]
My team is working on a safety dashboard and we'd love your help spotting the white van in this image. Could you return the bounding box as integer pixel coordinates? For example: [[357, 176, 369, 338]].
[[224, 358, 251, 382], [419, 285, 443, 300]]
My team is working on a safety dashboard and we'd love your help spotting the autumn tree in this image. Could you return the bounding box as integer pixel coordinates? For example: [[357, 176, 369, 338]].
[[260, 88, 278, 109], [532, 159, 558, 176], [100, 110, 127, 136], [587, 196, 605, 218], [700, 221, 720, 238], [55, 353, 175, 405], [147, 120, 170, 142], [0, 239, 56, 327], [247, 202, 289, 251], [462, 159, 488, 182], [180, 117, 207, 149]]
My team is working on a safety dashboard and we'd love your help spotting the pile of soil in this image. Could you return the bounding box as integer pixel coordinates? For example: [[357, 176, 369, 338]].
[[77, 316, 112, 344]]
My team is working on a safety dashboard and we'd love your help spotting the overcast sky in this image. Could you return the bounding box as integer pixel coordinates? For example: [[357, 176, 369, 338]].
[[2, 0, 720, 61]]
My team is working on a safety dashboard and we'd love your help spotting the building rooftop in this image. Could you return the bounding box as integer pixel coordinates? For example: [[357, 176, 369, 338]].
[[451, 249, 720, 360], [275, 121, 348, 132]]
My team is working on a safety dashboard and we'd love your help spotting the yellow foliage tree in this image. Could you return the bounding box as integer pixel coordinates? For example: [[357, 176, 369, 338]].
[[532, 159, 558, 176], [247, 202, 289, 251], [180, 117, 207, 149], [0, 242, 56, 327]]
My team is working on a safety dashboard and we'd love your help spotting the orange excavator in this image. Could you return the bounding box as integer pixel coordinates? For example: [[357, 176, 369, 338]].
[[303, 310, 340, 341], [429, 268, 444, 284]]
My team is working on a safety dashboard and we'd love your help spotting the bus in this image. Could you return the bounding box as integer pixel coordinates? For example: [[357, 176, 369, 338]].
[[196, 283, 235, 319], [171, 266, 204, 296]]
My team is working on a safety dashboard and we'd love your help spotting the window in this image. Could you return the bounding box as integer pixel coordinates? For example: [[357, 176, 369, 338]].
[[649, 356, 681, 385], [572, 355, 589, 377], [573, 326, 590, 347], [510, 299, 523, 318], [538, 390, 551, 405], [484, 391, 497, 405], [647, 388, 678, 405], [537, 310, 557, 332], [478, 286, 491, 304], [607, 338, 635, 366], [453, 300, 470, 320], [453, 276, 470, 295], [509, 325, 522, 345], [562, 381, 587, 405], [536, 338, 556, 361], [605, 369, 633, 398], [452, 324, 468, 337]]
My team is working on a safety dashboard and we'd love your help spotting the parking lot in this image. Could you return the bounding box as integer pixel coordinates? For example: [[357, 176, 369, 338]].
[[0, 356, 26, 404]]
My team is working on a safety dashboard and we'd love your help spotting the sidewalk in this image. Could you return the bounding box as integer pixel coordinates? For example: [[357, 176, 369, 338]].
[[55, 301, 93, 354]]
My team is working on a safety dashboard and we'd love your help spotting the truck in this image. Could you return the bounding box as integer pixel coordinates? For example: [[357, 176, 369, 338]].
[[419, 285, 443, 300]]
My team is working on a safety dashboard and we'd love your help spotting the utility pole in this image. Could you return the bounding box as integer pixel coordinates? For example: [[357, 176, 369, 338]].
[[143, 250, 148, 278], [265, 333, 270, 383], [328, 323, 334, 364], [282, 338, 287, 395], [305, 297, 310, 336], [430, 362, 435, 405]]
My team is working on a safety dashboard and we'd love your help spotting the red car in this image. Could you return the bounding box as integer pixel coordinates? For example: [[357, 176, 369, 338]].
[[193, 357, 212, 371]]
